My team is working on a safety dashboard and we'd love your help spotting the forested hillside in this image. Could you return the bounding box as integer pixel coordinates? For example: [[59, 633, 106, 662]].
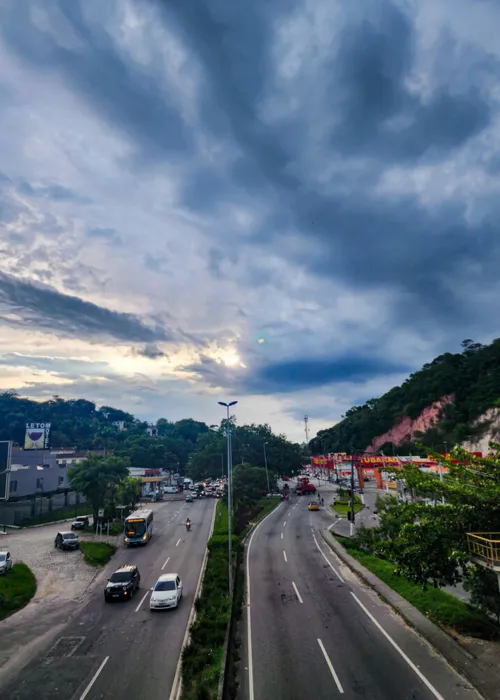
[[311, 339, 500, 455]]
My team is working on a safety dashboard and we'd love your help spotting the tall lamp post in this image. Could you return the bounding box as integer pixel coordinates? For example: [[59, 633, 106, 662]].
[[218, 400, 238, 593], [263, 442, 270, 494]]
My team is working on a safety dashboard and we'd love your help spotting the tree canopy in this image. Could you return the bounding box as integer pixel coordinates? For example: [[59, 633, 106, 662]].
[[311, 338, 500, 454], [67, 454, 130, 522]]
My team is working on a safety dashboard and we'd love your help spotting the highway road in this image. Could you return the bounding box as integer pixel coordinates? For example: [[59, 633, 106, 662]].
[[0, 496, 216, 700], [240, 488, 482, 700]]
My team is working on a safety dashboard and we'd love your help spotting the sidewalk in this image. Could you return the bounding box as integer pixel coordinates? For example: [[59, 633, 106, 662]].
[[321, 529, 500, 700]]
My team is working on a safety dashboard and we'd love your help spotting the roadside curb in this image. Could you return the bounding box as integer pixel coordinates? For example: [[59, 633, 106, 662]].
[[320, 530, 496, 700]]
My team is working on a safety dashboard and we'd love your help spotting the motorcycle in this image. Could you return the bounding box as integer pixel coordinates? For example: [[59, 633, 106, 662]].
[[185, 521, 191, 532]]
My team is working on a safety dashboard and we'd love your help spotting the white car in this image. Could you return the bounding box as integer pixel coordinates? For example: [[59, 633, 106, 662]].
[[163, 486, 178, 494], [150, 573, 183, 610], [0, 551, 13, 575]]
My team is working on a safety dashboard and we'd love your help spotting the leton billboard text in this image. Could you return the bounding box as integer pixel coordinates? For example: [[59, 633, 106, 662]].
[[24, 422, 51, 450]]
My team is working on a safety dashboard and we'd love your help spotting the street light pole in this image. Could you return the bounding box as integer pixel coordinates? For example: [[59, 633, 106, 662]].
[[350, 450, 355, 536], [263, 442, 270, 494], [218, 400, 238, 594]]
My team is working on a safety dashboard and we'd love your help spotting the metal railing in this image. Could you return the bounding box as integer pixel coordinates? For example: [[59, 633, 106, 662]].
[[467, 532, 500, 564]]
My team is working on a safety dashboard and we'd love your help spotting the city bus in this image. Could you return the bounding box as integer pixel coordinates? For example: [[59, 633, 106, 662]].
[[124, 509, 153, 546]]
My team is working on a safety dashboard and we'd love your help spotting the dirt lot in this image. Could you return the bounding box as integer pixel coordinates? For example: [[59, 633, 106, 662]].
[[0, 520, 119, 602]]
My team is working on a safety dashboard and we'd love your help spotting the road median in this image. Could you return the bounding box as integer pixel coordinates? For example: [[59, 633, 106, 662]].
[[321, 529, 499, 700]]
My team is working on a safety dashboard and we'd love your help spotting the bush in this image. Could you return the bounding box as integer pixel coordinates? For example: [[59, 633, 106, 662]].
[[0, 563, 37, 620], [79, 541, 116, 566]]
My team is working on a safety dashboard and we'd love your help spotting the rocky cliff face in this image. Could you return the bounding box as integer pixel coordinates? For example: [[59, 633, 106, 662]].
[[462, 407, 500, 455], [366, 396, 454, 453]]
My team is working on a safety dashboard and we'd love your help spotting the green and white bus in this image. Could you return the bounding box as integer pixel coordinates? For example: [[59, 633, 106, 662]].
[[124, 509, 153, 546]]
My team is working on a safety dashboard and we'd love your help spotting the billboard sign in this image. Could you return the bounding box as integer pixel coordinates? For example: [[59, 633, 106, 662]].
[[24, 422, 51, 450], [0, 441, 12, 500]]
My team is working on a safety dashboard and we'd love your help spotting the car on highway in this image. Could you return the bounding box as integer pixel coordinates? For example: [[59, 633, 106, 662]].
[[104, 565, 141, 602], [71, 516, 89, 531], [54, 531, 80, 550], [0, 551, 13, 575], [308, 502, 320, 511], [150, 573, 183, 610], [185, 494, 193, 503]]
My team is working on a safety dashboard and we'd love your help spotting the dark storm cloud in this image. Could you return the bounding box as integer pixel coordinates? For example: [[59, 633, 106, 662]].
[[160, 0, 499, 332], [183, 352, 409, 395], [134, 344, 167, 359], [0, 272, 173, 343], [0, 1, 190, 164]]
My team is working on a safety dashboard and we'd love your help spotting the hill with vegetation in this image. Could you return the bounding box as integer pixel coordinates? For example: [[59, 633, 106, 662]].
[[310, 338, 500, 455], [0, 391, 303, 477]]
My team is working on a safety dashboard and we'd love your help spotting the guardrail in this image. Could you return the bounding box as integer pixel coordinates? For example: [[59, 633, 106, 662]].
[[467, 532, 500, 565]]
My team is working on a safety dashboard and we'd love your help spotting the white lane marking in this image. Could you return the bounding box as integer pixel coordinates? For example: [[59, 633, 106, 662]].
[[283, 521, 287, 527], [79, 656, 109, 700], [135, 590, 150, 612], [350, 593, 446, 700], [317, 639, 344, 693], [292, 581, 303, 604], [283, 550, 287, 562], [328, 519, 341, 531], [247, 502, 283, 700], [176, 538, 181, 547], [161, 556, 170, 571], [312, 534, 344, 583], [281, 532, 283, 539]]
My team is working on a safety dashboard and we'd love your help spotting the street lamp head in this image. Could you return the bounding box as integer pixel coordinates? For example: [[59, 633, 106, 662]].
[[218, 401, 228, 407], [229, 401, 238, 407]]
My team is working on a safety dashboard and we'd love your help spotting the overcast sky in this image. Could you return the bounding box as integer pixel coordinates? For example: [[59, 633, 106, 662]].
[[0, 0, 499, 442]]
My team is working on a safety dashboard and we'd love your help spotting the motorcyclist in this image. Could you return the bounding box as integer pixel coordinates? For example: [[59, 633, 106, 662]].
[[185, 518, 191, 531]]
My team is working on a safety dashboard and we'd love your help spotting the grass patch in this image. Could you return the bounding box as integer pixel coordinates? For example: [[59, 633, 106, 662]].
[[0, 563, 37, 621], [21, 503, 90, 527], [181, 500, 232, 700], [79, 541, 116, 567], [331, 497, 364, 518], [336, 536, 498, 638]]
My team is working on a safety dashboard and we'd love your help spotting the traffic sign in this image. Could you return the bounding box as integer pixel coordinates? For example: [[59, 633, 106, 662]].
[[98, 508, 105, 518]]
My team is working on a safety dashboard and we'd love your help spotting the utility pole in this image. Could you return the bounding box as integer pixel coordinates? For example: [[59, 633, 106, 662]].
[[218, 400, 238, 594], [263, 442, 270, 494], [350, 450, 355, 536]]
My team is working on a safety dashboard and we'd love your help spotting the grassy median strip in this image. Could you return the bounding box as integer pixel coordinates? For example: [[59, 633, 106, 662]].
[[79, 541, 116, 567], [0, 563, 37, 621], [238, 496, 282, 541], [337, 536, 496, 636], [181, 500, 231, 700]]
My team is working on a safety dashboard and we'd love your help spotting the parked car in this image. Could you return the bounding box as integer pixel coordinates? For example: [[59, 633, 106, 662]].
[[0, 551, 13, 575], [104, 565, 141, 602], [164, 486, 178, 494], [150, 573, 183, 610], [54, 531, 80, 551], [71, 516, 89, 531]]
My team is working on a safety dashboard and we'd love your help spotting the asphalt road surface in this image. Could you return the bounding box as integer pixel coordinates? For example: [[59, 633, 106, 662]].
[[241, 489, 482, 700], [1, 497, 216, 700]]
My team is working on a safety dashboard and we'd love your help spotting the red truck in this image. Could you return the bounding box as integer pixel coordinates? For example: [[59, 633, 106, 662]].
[[296, 476, 316, 495]]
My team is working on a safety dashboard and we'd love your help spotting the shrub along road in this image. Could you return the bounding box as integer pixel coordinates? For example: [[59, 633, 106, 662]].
[[0, 497, 216, 700], [239, 487, 483, 700]]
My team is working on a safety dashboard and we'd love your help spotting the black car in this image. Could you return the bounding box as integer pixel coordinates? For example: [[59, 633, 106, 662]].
[[55, 531, 80, 550], [71, 516, 90, 531], [104, 565, 141, 602]]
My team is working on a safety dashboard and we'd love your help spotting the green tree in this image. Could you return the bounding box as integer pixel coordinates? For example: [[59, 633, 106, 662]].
[[463, 565, 500, 624], [67, 454, 130, 523], [232, 464, 270, 511], [115, 476, 142, 510]]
